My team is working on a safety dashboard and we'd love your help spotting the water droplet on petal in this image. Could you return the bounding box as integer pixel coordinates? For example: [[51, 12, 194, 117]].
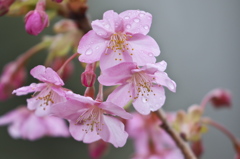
[[126, 24, 131, 29], [124, 16, 130, 20], [144, 25, 149, 30], [142, 97, 147, 103], [105, 24, 110, 28], [134, 18, 140, 23], [139, 13, 145, 17], [95, 46, 99, 50], [85, 49, 93, 55], [166, 80, 175, 90], [148, 53, 153, 57]]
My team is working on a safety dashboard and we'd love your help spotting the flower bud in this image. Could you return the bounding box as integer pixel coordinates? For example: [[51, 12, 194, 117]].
[[0, 0, 15, 16], [24, 0, 49, 36], [206, 89, 232, 109], [81, 63, 96, 87], [191, 140, 203, 158], [0, 62, 26, 100], [88, 140, 109, 159]]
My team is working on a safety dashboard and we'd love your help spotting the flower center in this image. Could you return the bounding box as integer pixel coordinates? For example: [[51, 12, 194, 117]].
[[76, 107, 104, 135], [128, 72, 156, 101], [106, 33, 134, 61]]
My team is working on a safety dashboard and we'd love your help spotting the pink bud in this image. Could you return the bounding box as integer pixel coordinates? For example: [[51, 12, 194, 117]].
[[207, 89, 232, 108], [88, 140, 109, 159], [51, 57, 74, 81], [24, 0, 49, 36], [191, 140, 203, 158], [52, 0, 63, 3], [0, 62, 26, 100], [0, 0, 15, 16], [81, 63, 96, 87]]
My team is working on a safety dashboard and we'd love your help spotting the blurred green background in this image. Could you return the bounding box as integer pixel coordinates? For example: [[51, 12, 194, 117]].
[[0, 0, 240, 158]]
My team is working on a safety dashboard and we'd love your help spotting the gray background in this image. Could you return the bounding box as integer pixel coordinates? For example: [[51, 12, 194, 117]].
[[0, 0, 240, 158]]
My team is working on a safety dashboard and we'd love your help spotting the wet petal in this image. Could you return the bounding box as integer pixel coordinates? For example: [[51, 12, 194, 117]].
[[120, 10, 152, 35], [154, 72, 176, 92], [30, 65, 64, 86], [78, 30, 107, 63], [133, 86, 165, 115], [12, 83, 47, 96]]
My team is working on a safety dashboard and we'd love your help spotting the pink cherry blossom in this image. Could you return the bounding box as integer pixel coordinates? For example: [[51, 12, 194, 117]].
[[50, 91, 132, 147], [25, 0, 49, 36], [0, 61, 26, 100], [0, 106, 69, 140], [78, 10, 160, 70], [98, 61, 176, 115], [127, 113, 183, 159], [13, 65, 68, 116]]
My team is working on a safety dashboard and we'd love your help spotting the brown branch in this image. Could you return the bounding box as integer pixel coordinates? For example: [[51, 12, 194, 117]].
[[155, 109, 197, 159]]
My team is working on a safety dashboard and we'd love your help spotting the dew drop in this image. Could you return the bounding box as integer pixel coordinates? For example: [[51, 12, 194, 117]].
[[134, 18, 140, 23], [126, 24, 131, 29], [105, 24, 110, 28], [142, 97, 147, 103], [148, 53, 153, 57], [144, 25, 149, 30], [85, 49, 93, 55], [139, 13, 145, 17], [166, 80, 175, 90], [95, 46, 99, 50], [124, 16, 130, 20]]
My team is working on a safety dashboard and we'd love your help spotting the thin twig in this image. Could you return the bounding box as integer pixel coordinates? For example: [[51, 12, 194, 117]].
[[155, 109, 197, 159]]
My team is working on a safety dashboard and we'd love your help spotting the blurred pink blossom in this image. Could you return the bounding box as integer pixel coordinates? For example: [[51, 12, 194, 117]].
[[99, 61, 176, 115], [0, 0, 15, 16], [78, 10, 160, 70], [50, 91, 132, 147], [13, 65, 69, 116], [88, 140, 109, 159], [0, 106, 69, 140], [127, 113, 183, 159], [0, 61, 26, 100]]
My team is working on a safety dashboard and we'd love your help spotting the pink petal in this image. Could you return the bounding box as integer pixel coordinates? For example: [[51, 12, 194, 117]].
[[0, 108, 23, 125], [27, 97, 51, 116], [99, 48, 133, 70], [8, 122, 22, 139], [91, 10, 123, 38], [12, 83, 47, 96], [120, 10, 152, 35], [101, 116, 128, 147], [69, 121, 101, 143], [30, 65, 64, 86], [98, 62, 135, 85], [44, 116, 70, 137], [20, 114, 47, 140], [78, 30, 108, 63], [154, 72, 176, 92], [50, 100, 89, 121], [106, 82, 133, 107], [141, 61, 167, 74], [128, 34, 160, 61], [133, 86, 165, 115], [99, 102, 132, 119]]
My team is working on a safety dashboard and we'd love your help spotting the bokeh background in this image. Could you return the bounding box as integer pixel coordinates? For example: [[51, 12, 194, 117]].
[[0, 0, 240, 158]]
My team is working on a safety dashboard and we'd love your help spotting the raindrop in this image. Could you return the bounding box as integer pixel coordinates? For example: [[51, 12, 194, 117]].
[[95, 46, 99, 50], [126, 24, 131, 29], [142, 97, 147, 103], [139, 13, 145, 17], [134, 18, 140, 23], [124, 16, 130, 20], [85, 49, 93, 55], [105, 24, 110, 28], [148, 53, 153, 57], [144, 25, 149, 30]]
